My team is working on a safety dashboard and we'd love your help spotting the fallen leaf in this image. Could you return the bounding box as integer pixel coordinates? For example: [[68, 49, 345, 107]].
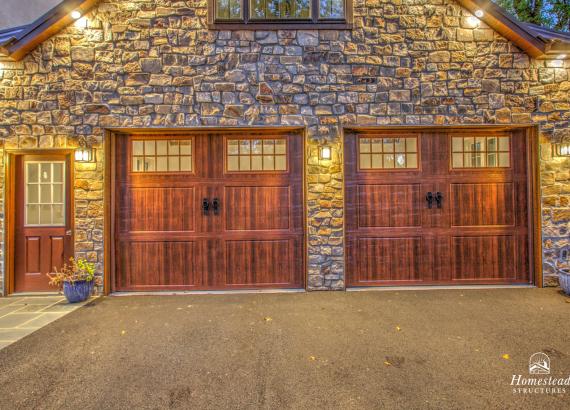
[[187, 305, 193, 308], [396, 326, 402, 332], [177, 307, 183, 310], [121, 330, 126, 335], [264, 317, 273, 322], [384, 361, 392, 366], [502, 354, 510, 360], [309, 356, 317, 361]]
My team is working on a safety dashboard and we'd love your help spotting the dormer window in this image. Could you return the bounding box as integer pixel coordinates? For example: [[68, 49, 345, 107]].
[[209, 0, 352, 28]]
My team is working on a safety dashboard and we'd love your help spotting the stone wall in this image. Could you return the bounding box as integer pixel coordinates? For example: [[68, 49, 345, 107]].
[[0, 0, 569, 291]]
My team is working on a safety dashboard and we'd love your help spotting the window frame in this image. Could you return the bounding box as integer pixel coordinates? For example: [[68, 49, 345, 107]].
[[208, 0, 353, 29], [224, 136, 289, 174], [24, 161, 66, 227], [357, 134, 421, 172], [449, 134, 512, 170], [129, 137, 195, 175]]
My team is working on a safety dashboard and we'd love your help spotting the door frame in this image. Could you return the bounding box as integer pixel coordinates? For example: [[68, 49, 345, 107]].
[[342, 124, 542, 287], [104, 127, 307, 294], [4, 149, 76, 295]]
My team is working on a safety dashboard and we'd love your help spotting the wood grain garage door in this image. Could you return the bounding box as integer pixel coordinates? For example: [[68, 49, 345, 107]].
[[115, 131, 304, 291], [345, 129, 534, 287]]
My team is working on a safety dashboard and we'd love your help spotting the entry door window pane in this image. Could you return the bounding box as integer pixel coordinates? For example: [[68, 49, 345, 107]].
[[25, 162, 66, 226]]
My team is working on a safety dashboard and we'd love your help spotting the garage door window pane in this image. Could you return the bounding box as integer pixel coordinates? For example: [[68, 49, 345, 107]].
[[358, 136, 418, 170], [132, 139, 192, 173], [25, 161, 66, 226], [451, 136, 510, 169], [227, 138, 288, 172]]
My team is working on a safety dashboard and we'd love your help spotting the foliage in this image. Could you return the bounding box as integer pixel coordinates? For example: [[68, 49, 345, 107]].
[[47, 257, 102, 289], [494, 0, 570, 32]]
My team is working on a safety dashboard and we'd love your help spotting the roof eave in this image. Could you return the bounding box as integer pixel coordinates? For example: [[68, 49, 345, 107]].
[[456, 0, 548, 59], [0, 0, 99, 61]]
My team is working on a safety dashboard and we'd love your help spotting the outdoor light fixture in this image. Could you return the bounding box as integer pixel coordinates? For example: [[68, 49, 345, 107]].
[[553, 143, 570, 157], [71, 10, 82, 20], [75, 136, 95, 162], [319, 145, 332, 160], [475, 9, 484, 18]]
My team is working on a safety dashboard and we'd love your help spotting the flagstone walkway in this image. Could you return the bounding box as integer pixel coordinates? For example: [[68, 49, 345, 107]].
[[0, 295, 89, 349]]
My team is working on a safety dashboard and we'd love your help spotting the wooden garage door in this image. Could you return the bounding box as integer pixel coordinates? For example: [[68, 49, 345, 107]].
[[115, 131, 304, 291], [345, 129, 534, 286]]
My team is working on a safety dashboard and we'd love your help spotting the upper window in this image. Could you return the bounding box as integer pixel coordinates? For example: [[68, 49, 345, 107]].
[[211, 0, 348, 26]]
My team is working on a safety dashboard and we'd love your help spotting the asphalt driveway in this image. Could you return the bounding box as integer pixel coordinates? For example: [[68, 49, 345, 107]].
[[0, 288, 568, 409]]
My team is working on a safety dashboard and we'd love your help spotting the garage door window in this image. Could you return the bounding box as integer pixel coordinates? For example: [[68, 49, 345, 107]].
[[227, 138, 287, 171], [132, 139, 193, 173], [359, 137, 418, 170], [451, 136, 510, 169]]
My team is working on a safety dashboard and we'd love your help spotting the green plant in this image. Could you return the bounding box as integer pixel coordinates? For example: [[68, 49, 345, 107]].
[[47, 257, 102, 289]]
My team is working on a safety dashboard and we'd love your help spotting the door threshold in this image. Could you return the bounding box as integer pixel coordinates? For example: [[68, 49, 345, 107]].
[[7, 292, 62, 297], [111, 288, 306, 296], [347, 284, 536, 292]]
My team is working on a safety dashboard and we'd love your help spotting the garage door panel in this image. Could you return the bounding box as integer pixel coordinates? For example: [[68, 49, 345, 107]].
[[116, 132, 304, 291], [224, 186, 290, 231], [451, 235, 516, 281], [424, 236, 452, 282], [346, 130, 532, 287], [356, 237, 422, 283], [357, 184, 421, 228], [224, 239, 295, 286], [450, 183, 514, 227], [126, 187, 196, 232], [120, 241, 198, 289]]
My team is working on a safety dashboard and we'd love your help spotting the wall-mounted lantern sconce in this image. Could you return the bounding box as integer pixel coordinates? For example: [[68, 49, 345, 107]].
[[553, 142, 570, 157], [75, 136, 95, 162], [319, 145, 332, 160]]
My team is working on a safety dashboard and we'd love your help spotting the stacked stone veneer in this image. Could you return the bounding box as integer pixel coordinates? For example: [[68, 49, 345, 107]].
[[0, 0, 569, 291]]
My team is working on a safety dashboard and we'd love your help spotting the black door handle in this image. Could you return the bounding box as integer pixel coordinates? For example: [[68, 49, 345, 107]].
[[426, 192, 434, 209], [212, 198, 220, 215], [202, 198, 210, 215], [435, 192, 443, 209]]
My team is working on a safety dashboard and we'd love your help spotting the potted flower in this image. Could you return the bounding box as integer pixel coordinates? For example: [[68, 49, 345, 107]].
[[47, 257, 101, 303]]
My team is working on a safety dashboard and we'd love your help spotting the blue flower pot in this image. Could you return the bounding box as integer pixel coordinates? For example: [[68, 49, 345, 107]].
[[63, 280, 94, 303]]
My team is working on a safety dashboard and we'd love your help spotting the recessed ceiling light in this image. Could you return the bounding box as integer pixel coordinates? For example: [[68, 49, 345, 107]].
[[475, 10, 485, 18], [71, 10, 82, 19], [557, 54, 567, 59]]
